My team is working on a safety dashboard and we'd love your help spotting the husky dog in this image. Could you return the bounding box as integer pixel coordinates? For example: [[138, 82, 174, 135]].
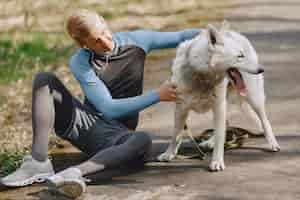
[[158, 21, 280, 171]]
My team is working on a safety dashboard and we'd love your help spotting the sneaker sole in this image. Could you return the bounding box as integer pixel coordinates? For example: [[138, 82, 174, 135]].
[[46, 178, 86, 199], [2, 172, 55, 187]]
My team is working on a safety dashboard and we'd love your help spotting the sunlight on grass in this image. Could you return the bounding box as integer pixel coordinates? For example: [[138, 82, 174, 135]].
[[0, 32, 72, 84]]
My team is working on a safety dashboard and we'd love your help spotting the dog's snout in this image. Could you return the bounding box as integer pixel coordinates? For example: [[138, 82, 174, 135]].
[[257, 68, 264, 74]]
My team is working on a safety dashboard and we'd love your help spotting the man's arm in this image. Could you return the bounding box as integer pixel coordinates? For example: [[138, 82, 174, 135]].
[[127, 29, 201, 53], [70, 49, 160, 120]]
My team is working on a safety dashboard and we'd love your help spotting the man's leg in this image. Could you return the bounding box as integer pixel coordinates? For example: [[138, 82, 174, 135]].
[[46, 116, 151, 198], [1, 72, 78, 187], [75, 131, 151, 175], [31, 72, 76, 161]]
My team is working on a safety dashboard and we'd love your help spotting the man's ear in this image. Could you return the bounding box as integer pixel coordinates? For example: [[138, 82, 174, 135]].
[[207, 24, 223, 46], [220, 20, 230, 34]]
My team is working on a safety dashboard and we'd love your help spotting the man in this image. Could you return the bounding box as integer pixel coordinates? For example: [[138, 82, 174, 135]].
[[1, 9, 201, 198]]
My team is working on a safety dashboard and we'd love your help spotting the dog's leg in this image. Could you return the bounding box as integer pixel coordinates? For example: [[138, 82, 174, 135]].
[[247, 99, 280, 151], [157, 103, 188, 162], [245, 75, 280, 151], [241, 102, 263, 132], [210, 79, 228, 171], [247, 95, 280, 151]]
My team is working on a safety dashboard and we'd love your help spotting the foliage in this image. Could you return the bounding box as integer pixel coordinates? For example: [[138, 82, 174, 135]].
[[0, 33, 72, 84], [0, 150, 27, 176]]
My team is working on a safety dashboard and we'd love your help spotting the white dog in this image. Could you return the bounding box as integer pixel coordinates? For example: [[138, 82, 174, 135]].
[[158, 21, 280, 171]]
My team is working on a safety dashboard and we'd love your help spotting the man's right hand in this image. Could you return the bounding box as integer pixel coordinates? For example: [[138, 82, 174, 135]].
[[157, 81, 178, 102]]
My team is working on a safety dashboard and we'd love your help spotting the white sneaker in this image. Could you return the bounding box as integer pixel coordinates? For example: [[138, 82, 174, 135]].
[[46, 167, 88, 198], [1, 155, 54, 187]]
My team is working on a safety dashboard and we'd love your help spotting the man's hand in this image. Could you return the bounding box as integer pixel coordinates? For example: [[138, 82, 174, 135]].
[[157, 81, 178, 102]]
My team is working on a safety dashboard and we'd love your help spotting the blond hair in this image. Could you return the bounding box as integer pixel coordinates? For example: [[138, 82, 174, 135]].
[[66, 9, 110, 47]]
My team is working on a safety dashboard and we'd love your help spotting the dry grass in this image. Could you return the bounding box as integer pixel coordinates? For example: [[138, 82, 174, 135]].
[[0, 0, 236, 32]]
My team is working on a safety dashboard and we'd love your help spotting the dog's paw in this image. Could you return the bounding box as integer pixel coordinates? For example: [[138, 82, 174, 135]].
[[209, 160, 225, 172], [269, 142, 280, 152], [157, 152, 175, 162], [267, 137, 280, 152]]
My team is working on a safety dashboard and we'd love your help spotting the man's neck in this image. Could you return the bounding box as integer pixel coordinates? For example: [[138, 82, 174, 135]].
[[95, 39, 117, 56]]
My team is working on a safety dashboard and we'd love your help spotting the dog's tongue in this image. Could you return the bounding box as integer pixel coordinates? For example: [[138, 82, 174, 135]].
[[231, 71, 247, 97]]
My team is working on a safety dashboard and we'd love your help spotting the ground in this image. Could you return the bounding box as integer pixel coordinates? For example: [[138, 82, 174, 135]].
[[1, 0, 300, 199]]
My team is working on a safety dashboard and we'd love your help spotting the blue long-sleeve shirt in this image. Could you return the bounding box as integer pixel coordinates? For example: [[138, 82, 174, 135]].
[[70, 29, 201, 120]]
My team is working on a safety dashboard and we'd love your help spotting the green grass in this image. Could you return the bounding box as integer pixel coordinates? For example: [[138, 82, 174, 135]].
[[0, 150, 27, 176], [0, 32, 73, 84]]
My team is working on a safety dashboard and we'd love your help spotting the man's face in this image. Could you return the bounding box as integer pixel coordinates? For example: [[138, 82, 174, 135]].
[[84, 17, 113, 54]]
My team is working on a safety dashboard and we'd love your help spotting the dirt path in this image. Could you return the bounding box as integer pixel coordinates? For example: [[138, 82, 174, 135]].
[[1, 0, 300, 199]]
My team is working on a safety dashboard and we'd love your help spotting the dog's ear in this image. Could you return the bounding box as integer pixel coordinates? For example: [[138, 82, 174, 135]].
[[220, 20, 230, 33], [207, 24, 223, 46]]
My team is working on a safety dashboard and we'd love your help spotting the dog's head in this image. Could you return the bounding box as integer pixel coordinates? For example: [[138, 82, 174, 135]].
[[206, 21, 264, 96], [207, 21, 263, 74]]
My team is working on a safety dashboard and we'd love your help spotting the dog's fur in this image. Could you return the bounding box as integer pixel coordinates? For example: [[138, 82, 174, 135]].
[[157, 21, 280, 171]]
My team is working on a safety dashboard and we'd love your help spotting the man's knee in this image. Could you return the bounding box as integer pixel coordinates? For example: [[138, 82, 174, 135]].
[[135, 131, 152, 148], [133, 132, 152, 162], [32, 72, 58, 91]]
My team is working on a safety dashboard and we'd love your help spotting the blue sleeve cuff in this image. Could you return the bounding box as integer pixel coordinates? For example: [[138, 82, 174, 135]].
[[181, 29, 201, 40], [148, 90, 161, 104]]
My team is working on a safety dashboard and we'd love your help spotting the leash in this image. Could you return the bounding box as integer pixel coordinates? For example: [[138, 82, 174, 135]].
[[184, 125, 206, 159], [176, 126, 261, 160]]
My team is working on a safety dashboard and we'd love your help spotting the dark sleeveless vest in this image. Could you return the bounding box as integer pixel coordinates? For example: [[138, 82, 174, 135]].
[[85, 45, 146, 108]]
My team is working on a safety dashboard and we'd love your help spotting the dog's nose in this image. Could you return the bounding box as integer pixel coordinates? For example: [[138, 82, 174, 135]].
[[257, 68, 264, 74]]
